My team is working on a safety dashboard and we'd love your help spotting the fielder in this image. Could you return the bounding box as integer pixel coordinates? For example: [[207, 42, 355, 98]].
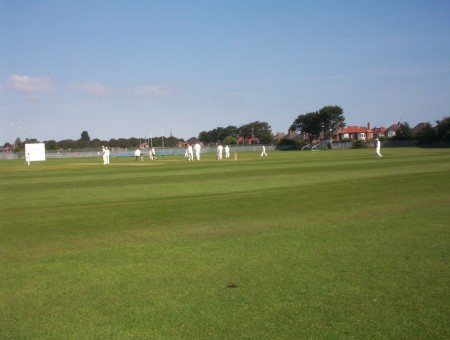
[[261, 145, 268, 157], [194, 143, 201, 160], [217, 144, 223, 160], [187, 144, 194, 161], [376, 138, 382, 158], [104, 147, 110, 164]]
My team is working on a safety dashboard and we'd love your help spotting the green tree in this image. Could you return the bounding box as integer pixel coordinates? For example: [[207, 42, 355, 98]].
[[318, 105, 346, 138], [109, 139, 118, 148], [238, 123, 253, 141], [416, 123, 437, 144], [291, 106, 346, 141], [24, 138, 39, 144], [224, 125, 239, 138], [116, 138, 130, 148], [252, 121, 273, 144], [223, 136, 237, 145], [80, 131, 91, 142], [14, 137, 23, 150], [290, 112, 321, 142], [199, 125, 240, 144], [238, 121, 273, 144], [166, 135, 179, 147], [58, 139, 77, 149], [45, 140, 58, 150], [129, 137, 140, 148], [436, 116, 450, 141], [394, 122, 412, 140], [90, 138, 102, 149]]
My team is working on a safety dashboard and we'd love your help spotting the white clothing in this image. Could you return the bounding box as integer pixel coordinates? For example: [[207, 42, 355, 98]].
[[217, 145, 223, 160], [261, 146, 268, 157], [194, 143, 201, 160], [376, 140, 382, 158], [102, 146, 107, 164], [135, 149, 141, 161], [225, 145, 230, 159], [187, 145, 194, 161], [104, 148, 110, 164]]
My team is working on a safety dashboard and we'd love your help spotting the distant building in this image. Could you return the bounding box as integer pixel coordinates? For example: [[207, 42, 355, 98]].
[[336, 123, 373, 141], [237, 136, 258, 144], [273, 132, 286, 142], [386, 123, 400, 138], [0, 145, 13, 152], [371, 126, 387, 139], [411, 122, 428, 136]]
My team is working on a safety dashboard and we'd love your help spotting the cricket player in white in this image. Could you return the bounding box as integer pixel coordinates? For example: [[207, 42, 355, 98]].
[[187, 144, 194, 161], [225, 145, 230, 159], [261, 145, 268, 157], [194, 143, 201, 160], [217, 144, 223, 160], [102, 146, 107, 164], [105, 147, 110, 164], [376, 138, 382, 158]]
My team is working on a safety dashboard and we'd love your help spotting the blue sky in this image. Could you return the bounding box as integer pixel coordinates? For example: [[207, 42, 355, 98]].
[[1, 0, 449, 144]]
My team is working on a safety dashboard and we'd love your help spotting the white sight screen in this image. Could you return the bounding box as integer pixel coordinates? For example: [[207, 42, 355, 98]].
[[25, 143, 46, 161]]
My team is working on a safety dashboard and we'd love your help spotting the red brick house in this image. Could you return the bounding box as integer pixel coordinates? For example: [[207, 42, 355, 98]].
[[372, 127, 387, 139], [237, 136, 258, 144], [336, 123, 373, 141]]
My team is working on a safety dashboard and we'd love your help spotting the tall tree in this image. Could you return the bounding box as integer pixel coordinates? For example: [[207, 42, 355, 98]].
[[45, 140, 58, 150], [290, 111, 321, 142], [251, 121, 273, 144], [318, 105, 345, 138], [394, 122, 412, 140], [198, 131, 213, 144], [291, 106, 346, 140], [238, 121, 273, 144], [223, 136, 237, 145], [80, 131, 91, 142], [416, 122, 437, 144], [436, 116, 450, 141], [14, 137, 22, 150]]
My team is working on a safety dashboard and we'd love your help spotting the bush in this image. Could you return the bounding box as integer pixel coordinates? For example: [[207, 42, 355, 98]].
[[353, 140, 365, 149], [275, 138, 304, 150]]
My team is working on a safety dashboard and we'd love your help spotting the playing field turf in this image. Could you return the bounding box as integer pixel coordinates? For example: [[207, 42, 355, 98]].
[[1, 147, 449, 339]]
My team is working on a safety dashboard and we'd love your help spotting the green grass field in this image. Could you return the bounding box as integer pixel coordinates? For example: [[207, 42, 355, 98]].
[[1, 148, 449, 339]]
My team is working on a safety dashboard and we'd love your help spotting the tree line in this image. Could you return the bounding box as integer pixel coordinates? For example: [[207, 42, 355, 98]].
[[198, 121, 273, 145], [288, 105, 449, 145], [389, 118, 450, 144], [7, 132, 182, 151], [4, 108, 449, 151], [6, 120, 274, 151]]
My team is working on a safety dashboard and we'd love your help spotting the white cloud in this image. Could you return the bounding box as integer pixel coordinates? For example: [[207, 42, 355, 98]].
[[6, 74, 55, 93], [133, 85, 171, 97], [70, 82, 108, 95]]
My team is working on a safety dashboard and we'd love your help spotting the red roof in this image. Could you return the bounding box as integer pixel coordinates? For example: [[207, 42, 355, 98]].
[[339, 126, 369, 134], [372, 127, 387, 134]]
